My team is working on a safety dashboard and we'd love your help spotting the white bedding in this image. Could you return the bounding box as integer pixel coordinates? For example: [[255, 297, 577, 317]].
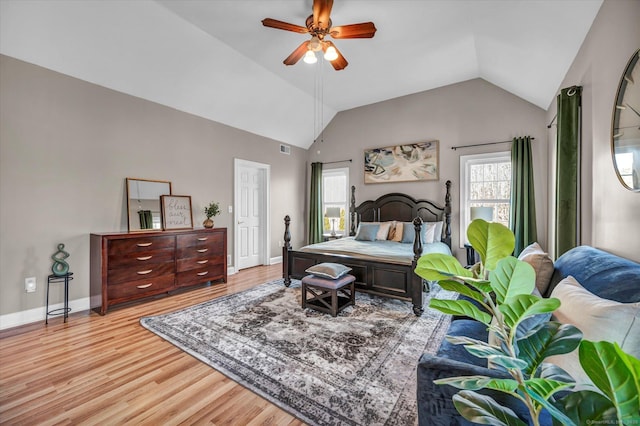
[[298, 237, 452, 265]]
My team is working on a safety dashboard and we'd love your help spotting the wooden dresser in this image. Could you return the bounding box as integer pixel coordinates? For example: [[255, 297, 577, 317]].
[[90, 228, 227, 314]]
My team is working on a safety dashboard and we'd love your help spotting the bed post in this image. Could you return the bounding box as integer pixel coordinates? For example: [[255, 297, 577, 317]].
[[411, 217, 424, 316], [349, 185, 356, 236], [283, 215, 292, 287], [443, 180, 452, 248]]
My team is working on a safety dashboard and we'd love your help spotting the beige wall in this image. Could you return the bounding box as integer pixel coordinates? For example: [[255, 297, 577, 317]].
[[0, 55, 307, 321], [546, 0, 640, 262], [310, 78, 547, 263]]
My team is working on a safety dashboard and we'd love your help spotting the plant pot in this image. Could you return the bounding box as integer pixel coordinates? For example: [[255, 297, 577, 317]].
[[203, 218, 214, 229]]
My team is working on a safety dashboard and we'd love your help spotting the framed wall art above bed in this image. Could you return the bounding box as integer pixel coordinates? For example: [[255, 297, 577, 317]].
[[364, 140, 439, 184]]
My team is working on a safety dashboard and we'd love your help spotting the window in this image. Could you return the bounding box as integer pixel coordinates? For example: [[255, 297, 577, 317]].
[[322, 168, 349, 236], [459, 152, 511, 246]]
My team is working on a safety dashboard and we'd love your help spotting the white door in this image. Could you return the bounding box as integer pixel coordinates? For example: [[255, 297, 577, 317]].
[[235, 160, 269, 270]]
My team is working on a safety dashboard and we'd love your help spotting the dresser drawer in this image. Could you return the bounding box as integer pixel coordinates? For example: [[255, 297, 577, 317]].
[[176, 255, 224, 273], [108, 248, 175, 268], [176, 264, 225, 287], [176, 232, 224, 249], [108, 235, 174, 256], [108, 262, 175, 285], [108, 274, 175, 301]]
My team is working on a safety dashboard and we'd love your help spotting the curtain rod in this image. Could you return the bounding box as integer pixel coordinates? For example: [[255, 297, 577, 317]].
[[450, 137, 535, 151], [323, 159, 353, 165], [547, 114, 557, 128]]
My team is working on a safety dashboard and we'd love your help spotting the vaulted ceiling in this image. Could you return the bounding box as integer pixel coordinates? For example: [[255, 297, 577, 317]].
[[0, 0, 603, 149]]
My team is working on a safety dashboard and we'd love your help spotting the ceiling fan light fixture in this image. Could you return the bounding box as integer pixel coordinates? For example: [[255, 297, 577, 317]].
[[323, 45, 338, 61], [309, 36, 322, 51], [303, 50, 318, 64]]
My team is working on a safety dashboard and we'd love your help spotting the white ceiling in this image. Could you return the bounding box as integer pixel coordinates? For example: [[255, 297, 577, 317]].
[[0, 0, 603, 149]]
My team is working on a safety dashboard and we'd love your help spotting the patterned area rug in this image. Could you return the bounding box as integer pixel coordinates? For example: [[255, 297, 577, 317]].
[[140, 279, 455, 426]]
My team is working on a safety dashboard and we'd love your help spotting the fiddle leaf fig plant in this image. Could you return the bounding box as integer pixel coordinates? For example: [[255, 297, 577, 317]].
[[416, 219, 640, 426]]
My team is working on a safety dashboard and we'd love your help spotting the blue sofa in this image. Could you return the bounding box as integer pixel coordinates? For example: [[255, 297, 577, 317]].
[[416, 245, 640, 425]]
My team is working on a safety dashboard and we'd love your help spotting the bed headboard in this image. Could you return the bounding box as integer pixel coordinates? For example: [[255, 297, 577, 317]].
[[350, 180, 452, 247]]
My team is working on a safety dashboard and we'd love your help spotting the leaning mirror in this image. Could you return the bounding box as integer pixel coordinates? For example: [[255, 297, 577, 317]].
[[612, 48, 640, 192], [126, 178, 172, 231]]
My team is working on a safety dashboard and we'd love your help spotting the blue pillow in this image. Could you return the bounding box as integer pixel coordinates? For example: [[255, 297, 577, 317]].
[[402, 222, 437, 244], [401, 222, 416, 243], [355, 223, 379, 241], [305, 262, 352, 279]]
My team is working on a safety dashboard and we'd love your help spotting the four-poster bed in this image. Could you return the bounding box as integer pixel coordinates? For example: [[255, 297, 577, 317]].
[[282, 180, 452, 316]]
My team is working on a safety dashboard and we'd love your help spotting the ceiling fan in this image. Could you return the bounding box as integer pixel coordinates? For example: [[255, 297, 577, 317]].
[[262, 0, 377, 71]]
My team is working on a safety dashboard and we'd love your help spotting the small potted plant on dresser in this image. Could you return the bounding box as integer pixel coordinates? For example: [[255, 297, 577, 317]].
[[203, 201, 220, 228]]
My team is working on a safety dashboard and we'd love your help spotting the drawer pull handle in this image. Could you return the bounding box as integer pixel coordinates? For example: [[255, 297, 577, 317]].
[[197, 248, 209, 253], [136, 242, 153, 247], [197, 271, 209, 276], [137, 269, 153, 275], [197, 237, 208, 241], [137, 256, 153, 261], [197, 259, 209, 264], [137, 283, 153, 289]]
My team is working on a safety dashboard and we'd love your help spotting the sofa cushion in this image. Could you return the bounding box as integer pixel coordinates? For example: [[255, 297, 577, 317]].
[[547, 246, 640, 301], [518, 242, 554, 295], [437, 319, 489, 368], [547, 275, 640, 386]]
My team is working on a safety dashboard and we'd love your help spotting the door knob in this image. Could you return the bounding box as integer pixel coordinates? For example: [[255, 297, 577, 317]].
[[238, 220, 245, 224]]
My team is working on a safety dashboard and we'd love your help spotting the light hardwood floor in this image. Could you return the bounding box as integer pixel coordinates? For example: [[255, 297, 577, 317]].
[[0, 264, 305, 425]]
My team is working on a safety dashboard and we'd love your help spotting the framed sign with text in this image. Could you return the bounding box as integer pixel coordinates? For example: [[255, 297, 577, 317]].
[[161, 195, 194, 230]]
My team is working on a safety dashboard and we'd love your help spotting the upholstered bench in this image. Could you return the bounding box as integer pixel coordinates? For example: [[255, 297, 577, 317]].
[[301, 273, 355, 317]]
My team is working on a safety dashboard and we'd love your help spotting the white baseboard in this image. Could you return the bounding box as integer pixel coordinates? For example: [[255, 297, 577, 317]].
[[270, 256, 282, 265], [0, 297, 91, 330], [227, 266, 237, 275]]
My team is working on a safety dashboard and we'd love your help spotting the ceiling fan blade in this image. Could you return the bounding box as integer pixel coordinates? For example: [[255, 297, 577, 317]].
[[284, 40, 311, 66], [262, 18, 308, 34], [323, 41, 348, 70], [313, 0, 334, 30], [330, 22, 377, 39]]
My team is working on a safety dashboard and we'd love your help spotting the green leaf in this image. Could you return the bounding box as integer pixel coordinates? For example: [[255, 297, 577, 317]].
[[517, 322, 582, 376], [552, 390, 618, 425], [483, 378, 520, 393], [579, 340, 640, 422], [467, 220, 515, 271], [464, 344, 507, 360], [524, 378, 574, 400], [434, 375, 491, 390], [490, 257, 536, 304], [486, 354, 529, 370], [460, 277, 494, 293], [524, 387, 578, 426], [499, 295, 560, 330], [438, 279, 486, 303], [446, 335, 493, 347], [415, 253, 472, 281], [428, 298, 492, 324], [452, 390, 527, 426]]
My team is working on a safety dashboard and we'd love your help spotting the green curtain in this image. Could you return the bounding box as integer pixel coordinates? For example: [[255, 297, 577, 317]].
[[555, 86, 582, 257], [308, 162, 324, 244], [510, 136, 537, 256]]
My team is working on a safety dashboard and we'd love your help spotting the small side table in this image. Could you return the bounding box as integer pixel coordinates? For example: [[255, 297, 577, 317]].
[[323, 233, 343, 242], [46, 272, 73, 324]]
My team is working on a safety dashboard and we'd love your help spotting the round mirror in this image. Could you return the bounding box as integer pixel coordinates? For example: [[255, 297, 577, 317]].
[[612, 49, 640, 192]]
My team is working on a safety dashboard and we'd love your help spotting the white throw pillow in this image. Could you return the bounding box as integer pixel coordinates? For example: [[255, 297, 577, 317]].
[[518, 242, 554, 295], [376, 222, 392, 240], [546, 276, 640, 387]]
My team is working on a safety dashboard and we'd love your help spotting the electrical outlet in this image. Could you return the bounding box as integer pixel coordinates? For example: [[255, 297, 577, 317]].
[[25, 277, 36, 293], [228, 205, 233, 214]]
